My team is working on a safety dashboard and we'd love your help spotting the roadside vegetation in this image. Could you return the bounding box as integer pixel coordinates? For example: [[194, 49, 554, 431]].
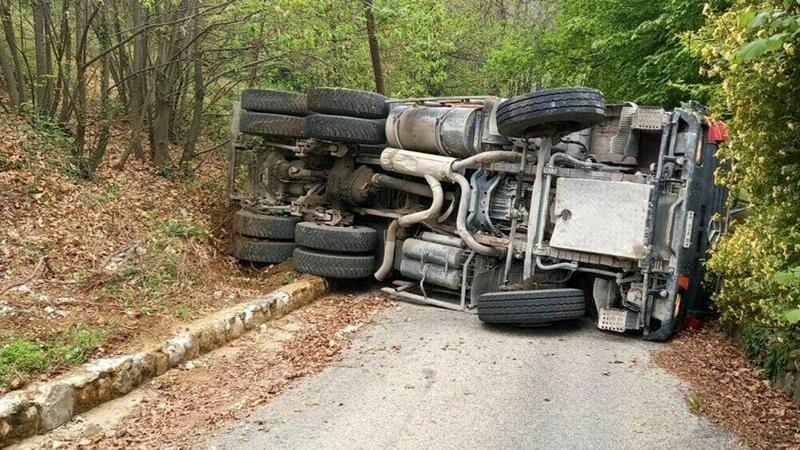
[[700, 2, 800, 379], [0, 114, 296, 391], [0, 0, 797, 399]]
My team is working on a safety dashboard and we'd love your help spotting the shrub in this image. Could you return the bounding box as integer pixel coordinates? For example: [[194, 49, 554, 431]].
[[699, 0, 800, 373]]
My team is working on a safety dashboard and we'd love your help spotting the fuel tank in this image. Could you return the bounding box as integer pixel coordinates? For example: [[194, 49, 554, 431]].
[[386, 105, 482, 158]]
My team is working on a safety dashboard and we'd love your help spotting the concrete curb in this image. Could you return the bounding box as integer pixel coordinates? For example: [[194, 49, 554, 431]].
[[0, 276, 328, 447]]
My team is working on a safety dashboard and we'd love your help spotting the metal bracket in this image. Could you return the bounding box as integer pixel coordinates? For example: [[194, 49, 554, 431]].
[[597, 308, 628, 333]]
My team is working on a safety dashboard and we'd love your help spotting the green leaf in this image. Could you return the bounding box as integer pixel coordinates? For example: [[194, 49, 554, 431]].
[[774, 266, 800, 287], [766, 33, 788, 52], [736, 38, 769, 61], [735, 33, 787, 62], [781, 308, 800, 324], [747, 12, 768, 29]]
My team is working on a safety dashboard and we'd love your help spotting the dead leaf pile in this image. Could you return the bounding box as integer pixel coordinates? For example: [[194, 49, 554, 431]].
[[655, 322, 800, 449], [0, 113, 295, 390]]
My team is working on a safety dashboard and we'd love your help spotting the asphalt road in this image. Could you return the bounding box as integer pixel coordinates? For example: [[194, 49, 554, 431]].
[[208, 302, 741, 449]]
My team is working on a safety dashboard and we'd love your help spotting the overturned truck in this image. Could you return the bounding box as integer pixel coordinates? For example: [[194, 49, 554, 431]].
[[228, 87, 728, 340]]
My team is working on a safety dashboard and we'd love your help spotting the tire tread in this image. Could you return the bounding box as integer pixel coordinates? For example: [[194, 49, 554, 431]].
[[307, 87, 388, 119], [293, 248, 374, 279], [241, 89, 308, 116]]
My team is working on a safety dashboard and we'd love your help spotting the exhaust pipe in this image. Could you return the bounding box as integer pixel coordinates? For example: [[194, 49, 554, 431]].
[[375, 175, 444, 281], [378, 147, 510, 259]]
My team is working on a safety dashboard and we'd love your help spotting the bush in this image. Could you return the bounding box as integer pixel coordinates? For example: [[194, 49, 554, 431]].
[[699, 0, 800, 372]]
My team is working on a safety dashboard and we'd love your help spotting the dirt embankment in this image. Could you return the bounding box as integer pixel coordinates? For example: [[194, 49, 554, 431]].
[[0, 114, 295, 392]]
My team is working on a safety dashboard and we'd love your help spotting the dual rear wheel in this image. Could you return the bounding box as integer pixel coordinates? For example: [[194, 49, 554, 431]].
[[230, 210, 299, 264], [238, 87, 388, 145], [292, 222, 377, 279]]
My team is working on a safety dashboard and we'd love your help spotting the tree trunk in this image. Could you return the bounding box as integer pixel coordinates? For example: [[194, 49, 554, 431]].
[[31, 0, 53, 113], [128, 0, 147, 161], [48, 0, 70, 118], [73, 0, 88, 165], [0, 30, 19, 107], [181, 2, 204, 167], [151, 3, 183, 171], [0, 0, 27, 104], [57, 3, 73, 125], [109, 2, 130, 108], [86, 3, 111, 176], [364, 0, 385, 95]]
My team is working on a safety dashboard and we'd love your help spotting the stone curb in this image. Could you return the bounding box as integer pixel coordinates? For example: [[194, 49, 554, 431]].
[[0, 276, 328, 447]]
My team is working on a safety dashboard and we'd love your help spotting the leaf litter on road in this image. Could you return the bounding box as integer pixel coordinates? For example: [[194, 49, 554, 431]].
[[656, 322, 800, 449]]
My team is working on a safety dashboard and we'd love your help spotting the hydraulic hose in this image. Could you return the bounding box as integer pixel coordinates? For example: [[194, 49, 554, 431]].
[[536, 256, 578, 271]]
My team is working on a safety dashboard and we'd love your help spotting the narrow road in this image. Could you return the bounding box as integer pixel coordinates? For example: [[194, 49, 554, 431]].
[[208, 302, 740, 449]]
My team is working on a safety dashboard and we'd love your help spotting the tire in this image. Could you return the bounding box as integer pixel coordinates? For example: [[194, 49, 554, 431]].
[[305, 114, 385, 145], [239, 111, 307, 138], [293, 248, 375, 279], [240, 89, 309, 116], [496, 87, 606, 138], [232, 210, 300, 240], [295, 222, 377, 253], [307, 87, 388, 119], [232, 236, 296, 264], [477, 288, 586, 324]]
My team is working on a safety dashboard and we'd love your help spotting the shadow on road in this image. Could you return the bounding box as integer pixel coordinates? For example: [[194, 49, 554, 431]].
[[480, 318, 587, 338]]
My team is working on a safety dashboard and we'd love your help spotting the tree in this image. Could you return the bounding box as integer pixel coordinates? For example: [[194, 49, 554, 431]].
[[363, 0, 385, 94]]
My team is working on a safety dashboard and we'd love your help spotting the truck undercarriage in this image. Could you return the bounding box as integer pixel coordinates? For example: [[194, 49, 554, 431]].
[[228, 87, 727, 341]]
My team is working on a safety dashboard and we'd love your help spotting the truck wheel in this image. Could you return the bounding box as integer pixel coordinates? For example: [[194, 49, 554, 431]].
[[307, 87, 388, 119], [232, 236, 296, 264], [305, 114, 386, 145], [239, 111, 307, 139], [295, 222, 377, 253], [477, 288, 586, 325], [496, 87, 606, 138], [240, 89, 309, 116], [293, 248, 375, 279], [232, 210, 300, 240]]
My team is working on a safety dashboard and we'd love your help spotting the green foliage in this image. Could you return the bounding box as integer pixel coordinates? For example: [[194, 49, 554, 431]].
[[231, 0, 556, 98], [161, 218, 209, 242], [687, 392, 703, 413], [522, 0, 726, 106], [96, 182, 120, 202], [741, 325, 798, 379], [49, 329, 106, 366], [774, 267, 800, 323], [174, 305, 199, 320], [735, 9, 800, 62], [700, 0, 800, 375], [0, 328, 106, 389], [103, 216, 207, 316], [0, 340, 48, 376], [702, 0, 800, 327]]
